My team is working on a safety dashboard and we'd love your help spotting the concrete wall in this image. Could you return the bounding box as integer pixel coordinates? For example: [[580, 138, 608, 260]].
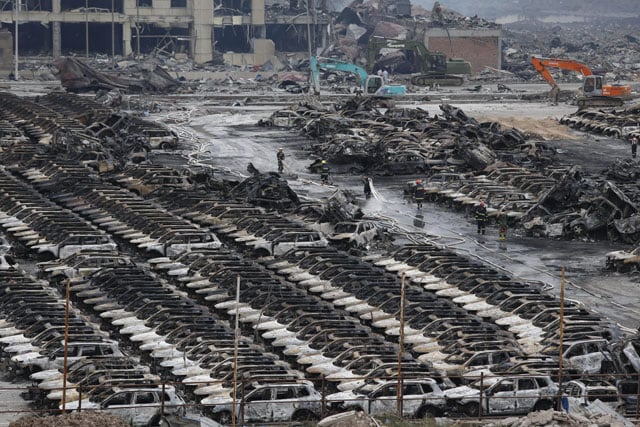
[[223, 38, 275, 67], [0, 30, 13, 78]]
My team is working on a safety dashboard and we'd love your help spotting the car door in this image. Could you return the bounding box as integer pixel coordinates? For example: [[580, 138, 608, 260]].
[[486, 380, 517, 415], [565, 342, 595, 373], [76, 258, 99, 277], [368, 383, 397, 415], [562, 383, 582, 412], [131, 391, 159, 426], [243, 387, 273, 422], [101, 391, 134, 424], [516, 377, 540, 413], [271, 386, 298, 421], [402, 383, 425, 417]]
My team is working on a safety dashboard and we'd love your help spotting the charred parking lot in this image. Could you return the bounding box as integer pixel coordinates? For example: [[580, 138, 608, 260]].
[[0, 83, 638, 426]]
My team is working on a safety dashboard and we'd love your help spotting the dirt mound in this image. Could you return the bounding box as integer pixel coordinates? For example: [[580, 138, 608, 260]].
[[9, 412, 129, 427], [476, 115, 579, 140]]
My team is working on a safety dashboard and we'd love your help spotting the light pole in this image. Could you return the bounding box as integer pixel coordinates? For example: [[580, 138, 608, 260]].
[[136, 0, 140, 57], [14, 0, 19, 80], [111, 0, 115, 66]]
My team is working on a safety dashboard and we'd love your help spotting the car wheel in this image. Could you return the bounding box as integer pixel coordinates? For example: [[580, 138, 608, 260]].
[[291, 409, 319, 421], [533, 400, 553, 411], [571, 223, 586, 237], [463, 402, 479, 417], [214, 411, 232, 425], [254, 248, 270, 258], [160, 142, 172, 150], [416, 405, 438, 418]]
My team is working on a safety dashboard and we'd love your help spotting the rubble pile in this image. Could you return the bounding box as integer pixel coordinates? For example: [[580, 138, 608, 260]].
[[54, 57, 180, 94], [326, 2, 497, 68], [482, 408, 632, 427], [267, 98, 537, 176], [230, 162, 301, 210], [9, 412, 129, 427], [502, 18, 640, 84]]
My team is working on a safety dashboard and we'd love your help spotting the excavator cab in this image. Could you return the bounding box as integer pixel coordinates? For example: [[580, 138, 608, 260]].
[[582, 75, 602, 96], [365, 75, 383, 94]]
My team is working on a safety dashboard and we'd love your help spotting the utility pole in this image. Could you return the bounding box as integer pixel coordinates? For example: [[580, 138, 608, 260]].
[[85, 0, 89, 57], [13, 0, 19, 80], [305, 0, 312, 58]]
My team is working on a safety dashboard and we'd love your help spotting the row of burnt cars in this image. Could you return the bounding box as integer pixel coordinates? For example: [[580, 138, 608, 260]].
[[0, 138, 637, 422]]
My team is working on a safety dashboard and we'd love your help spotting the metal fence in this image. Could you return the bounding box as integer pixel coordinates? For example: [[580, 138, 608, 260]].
[[1, 371, 638, 424]]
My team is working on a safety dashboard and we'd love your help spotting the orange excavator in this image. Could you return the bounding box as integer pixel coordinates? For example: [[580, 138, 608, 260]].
[[531, 56, 632, 108]]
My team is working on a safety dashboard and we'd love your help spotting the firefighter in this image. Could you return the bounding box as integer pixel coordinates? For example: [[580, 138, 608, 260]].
[[320, 160, 330, 184], [413, 179, 426, 209], [475, 201, 488, 235], [277, 147, 285, 173], [363, 176, 372, 199], [498, 212, 508, 241]]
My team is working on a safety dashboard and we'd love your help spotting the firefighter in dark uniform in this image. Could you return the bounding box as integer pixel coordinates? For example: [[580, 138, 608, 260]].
[[277, 147, 285, 173], [320, 160, 330, 184], [475, 201, 488, 235], [363, 176, 372, 199], [413, 179, 426, 209]]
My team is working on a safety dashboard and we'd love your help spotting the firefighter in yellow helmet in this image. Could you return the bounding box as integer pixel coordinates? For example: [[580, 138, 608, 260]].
[[413, 179, 426, 209]]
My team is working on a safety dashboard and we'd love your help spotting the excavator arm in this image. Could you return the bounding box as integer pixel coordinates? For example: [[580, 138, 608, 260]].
[[309, 55, 406, 96], [531, 56, 593, 89], [311, 56, 369, 88]]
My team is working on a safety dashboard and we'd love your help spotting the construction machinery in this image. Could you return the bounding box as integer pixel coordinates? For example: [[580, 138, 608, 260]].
[[531, 56, 632, 109], [366, 37, 472, 86], [309, 56, 406, 96]]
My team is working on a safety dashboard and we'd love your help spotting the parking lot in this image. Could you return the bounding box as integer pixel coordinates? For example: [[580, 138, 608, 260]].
[[0, 84, 638, 426]]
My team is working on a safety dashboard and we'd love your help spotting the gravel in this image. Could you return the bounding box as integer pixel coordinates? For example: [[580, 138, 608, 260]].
[[9, 412, 129, 427]]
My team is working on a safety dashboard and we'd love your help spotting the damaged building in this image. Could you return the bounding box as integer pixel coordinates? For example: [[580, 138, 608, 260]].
[[0, 0, 501, 73], [0, 0, 328, 66]]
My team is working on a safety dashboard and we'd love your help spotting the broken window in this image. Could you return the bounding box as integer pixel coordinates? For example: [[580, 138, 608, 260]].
[[518, 379, 536, 391], [493, 381, 515, 393], [404, 384, 423, 395], [275, 387, 295, 400]]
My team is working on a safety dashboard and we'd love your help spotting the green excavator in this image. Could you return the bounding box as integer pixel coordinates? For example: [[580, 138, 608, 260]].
[[366, 36, 472, 86]]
